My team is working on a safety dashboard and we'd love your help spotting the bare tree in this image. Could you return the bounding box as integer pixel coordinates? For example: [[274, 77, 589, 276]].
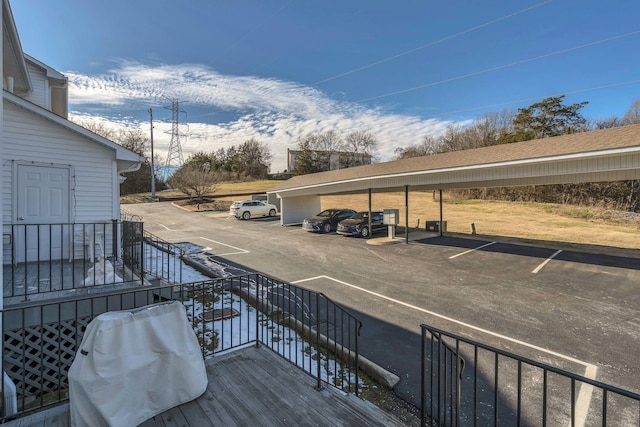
[[345, 131, 377, 154], [316, 130, 344, 152], [168, 164, 218, 201], [73, 119, 117, 141], [343, 131, 377, 167], [394, 136, 438, 159], [591, 117, 623, 129], [622, 98, 640, 125]]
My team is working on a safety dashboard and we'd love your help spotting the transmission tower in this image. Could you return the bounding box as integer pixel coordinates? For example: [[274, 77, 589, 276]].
[[163, 98, 188, 180]]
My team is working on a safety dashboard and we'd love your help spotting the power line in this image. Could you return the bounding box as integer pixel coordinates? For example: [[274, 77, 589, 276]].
[[356, 29, 640, 103], [421, 79, 640, 119], [311, 0, 555, 86]]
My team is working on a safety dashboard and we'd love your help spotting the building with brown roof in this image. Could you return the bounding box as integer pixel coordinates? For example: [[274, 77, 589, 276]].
[[269, 124, 640, 227]]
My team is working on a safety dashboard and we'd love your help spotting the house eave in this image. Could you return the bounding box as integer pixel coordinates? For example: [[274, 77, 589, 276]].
[[2, 0, 32, 92], [3, 90, 145, 164]]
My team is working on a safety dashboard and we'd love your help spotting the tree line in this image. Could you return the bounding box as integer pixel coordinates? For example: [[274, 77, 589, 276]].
[[167, 138, 272, 200], [292, 130, 378, 175], [394, 96, 640, 212], [77, 95, 640, 211]]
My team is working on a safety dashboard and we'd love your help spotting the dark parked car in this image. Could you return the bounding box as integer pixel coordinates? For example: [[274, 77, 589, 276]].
[[336, 211, 386, 238], [302, 208, 356, 233]]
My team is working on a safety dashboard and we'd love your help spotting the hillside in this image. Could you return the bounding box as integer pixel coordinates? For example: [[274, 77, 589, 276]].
[[122, 181, 640, 251]]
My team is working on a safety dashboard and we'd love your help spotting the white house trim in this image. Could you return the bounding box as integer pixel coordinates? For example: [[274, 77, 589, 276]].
[[3, 90, 144, 165]]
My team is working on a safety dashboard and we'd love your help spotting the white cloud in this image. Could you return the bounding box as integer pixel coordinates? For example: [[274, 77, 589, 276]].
[[67, 61, 466, 172]]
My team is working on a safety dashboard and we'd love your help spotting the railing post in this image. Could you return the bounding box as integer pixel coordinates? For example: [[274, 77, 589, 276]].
[[355, 320, 360, 396], [256, 275, 262, 348], [112, 219, 118, 260], [139, 222, 145, 284], [421, 326, 427, 427], [316, 295, 322, 391]]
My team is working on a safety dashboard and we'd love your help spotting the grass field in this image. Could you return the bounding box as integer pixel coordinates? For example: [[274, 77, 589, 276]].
[[122, 181, 640, 251]]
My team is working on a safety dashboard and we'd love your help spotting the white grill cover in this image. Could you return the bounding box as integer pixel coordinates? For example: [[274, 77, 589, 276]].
[[69, 301, 207, 427]]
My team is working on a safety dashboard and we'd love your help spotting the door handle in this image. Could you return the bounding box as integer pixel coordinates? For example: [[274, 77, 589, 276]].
[[18, 217, 24, 221]]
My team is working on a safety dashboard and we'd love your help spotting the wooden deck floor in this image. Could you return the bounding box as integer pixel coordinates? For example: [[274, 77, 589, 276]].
[[5, 345, 405, 427]]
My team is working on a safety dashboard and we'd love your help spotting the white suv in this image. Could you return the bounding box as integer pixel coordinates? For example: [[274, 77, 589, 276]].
[[229, 200, 278, 220]]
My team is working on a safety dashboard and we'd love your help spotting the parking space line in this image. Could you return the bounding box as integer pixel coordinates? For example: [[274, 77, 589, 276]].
[[198, 237, 249, 256], [155, 222, 178, 231], [449, 241, 496, 259], [532, 249, 563, 274], [293, 274, 597, 427]]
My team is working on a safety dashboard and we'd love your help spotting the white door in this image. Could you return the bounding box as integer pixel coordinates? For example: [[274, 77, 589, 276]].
[[16, 164, 71, 262]]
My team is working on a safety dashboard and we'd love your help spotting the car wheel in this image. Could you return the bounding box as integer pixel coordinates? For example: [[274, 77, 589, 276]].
[[268, 209, 276, 217], [360, 226, 369, 238], [323, 223, 331, 233], [242, 211, 251, 220]]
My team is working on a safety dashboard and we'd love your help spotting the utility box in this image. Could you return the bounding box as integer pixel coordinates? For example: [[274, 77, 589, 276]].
[[383, 209, 399, 225], [383, 209, 399, 239], [426, 221, 447, 232]]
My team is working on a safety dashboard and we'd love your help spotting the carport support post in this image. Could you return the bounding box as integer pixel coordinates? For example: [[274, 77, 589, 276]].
[[405, 185, 409, 244], [439, 189, 443, 237]]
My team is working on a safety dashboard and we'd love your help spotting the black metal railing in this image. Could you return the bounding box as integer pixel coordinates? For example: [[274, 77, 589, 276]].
[[2, 222, 144, 300], [141, 229, 184, 285], [421, 324, 640, 426], [3, 221, 184, 302], [119, 207, 142, 222], [1, 273, 361, 421]]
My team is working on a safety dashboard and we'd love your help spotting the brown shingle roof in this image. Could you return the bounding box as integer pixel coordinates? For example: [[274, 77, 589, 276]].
[[270, 124, 640, 192]]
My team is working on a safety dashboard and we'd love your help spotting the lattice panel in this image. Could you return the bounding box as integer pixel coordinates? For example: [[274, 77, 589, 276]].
[[3, 317, 91, 398]]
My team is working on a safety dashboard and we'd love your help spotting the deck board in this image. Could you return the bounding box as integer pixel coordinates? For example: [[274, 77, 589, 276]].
[[3, 345, 405, 427]]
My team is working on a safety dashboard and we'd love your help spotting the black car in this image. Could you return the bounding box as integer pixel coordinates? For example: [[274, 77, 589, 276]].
[[336, 211, 386, 238], [302, 208, 356, 233]]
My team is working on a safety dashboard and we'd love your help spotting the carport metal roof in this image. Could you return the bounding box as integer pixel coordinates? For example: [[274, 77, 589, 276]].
[[268, 124, 640, 198]]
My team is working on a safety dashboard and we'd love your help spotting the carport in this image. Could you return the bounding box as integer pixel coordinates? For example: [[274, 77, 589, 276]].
[[268, 124, 640, 242]]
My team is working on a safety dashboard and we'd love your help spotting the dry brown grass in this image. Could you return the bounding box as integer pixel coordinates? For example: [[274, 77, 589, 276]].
[[121, 180, 279, 204], [321, 191, 640, 251], [122, 181, 640, 251]]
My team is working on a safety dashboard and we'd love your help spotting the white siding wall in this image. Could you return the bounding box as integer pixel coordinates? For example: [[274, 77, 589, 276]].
[[22, 62, 48, 109], [2, 101, 117, 225], [279, 195, 321, 225]]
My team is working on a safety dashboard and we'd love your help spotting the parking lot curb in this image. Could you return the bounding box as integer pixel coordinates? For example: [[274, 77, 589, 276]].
[[366, 237, 404, 246]]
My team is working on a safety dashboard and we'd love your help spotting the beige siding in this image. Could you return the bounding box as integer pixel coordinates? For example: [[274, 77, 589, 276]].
[[22, 62, 48, 109], [2, 101, 117, 225]]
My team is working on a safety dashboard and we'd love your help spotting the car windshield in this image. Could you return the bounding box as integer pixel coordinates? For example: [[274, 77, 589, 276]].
[[350, 212, 368, 220], [317, 210, 340, 217]]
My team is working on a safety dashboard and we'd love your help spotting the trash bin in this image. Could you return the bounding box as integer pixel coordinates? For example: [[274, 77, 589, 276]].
[[425, 221, 447, 232]]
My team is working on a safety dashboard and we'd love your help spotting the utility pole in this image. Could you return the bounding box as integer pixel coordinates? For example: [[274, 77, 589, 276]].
[[148, 108, 156, 198]]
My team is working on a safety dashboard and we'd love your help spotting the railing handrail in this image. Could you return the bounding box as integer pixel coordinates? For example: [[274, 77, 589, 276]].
[[2, 220, 186, 300], [2, 273, 362, 421], [221, 272, 364, 334], [142, 229, 186, 257], [420, 323, 640, 427], [421, 323, 640, 400]]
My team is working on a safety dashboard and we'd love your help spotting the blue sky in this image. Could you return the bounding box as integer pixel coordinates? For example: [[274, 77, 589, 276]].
[[11, 0, 640, 172]]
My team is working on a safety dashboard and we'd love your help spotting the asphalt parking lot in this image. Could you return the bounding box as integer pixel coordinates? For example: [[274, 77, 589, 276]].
[[125, 202, 640, 417]]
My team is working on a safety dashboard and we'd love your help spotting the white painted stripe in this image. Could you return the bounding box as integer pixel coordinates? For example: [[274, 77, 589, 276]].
[[532, 249, 563, 274], [294, 274, 599, 369], [572, 364, 597, 427], [449, 241, 497, 259], [156, 223, 177, 231], [293, 274, 598, 426], [294, 275, 599, 426], [198, 237, 249, 254]]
